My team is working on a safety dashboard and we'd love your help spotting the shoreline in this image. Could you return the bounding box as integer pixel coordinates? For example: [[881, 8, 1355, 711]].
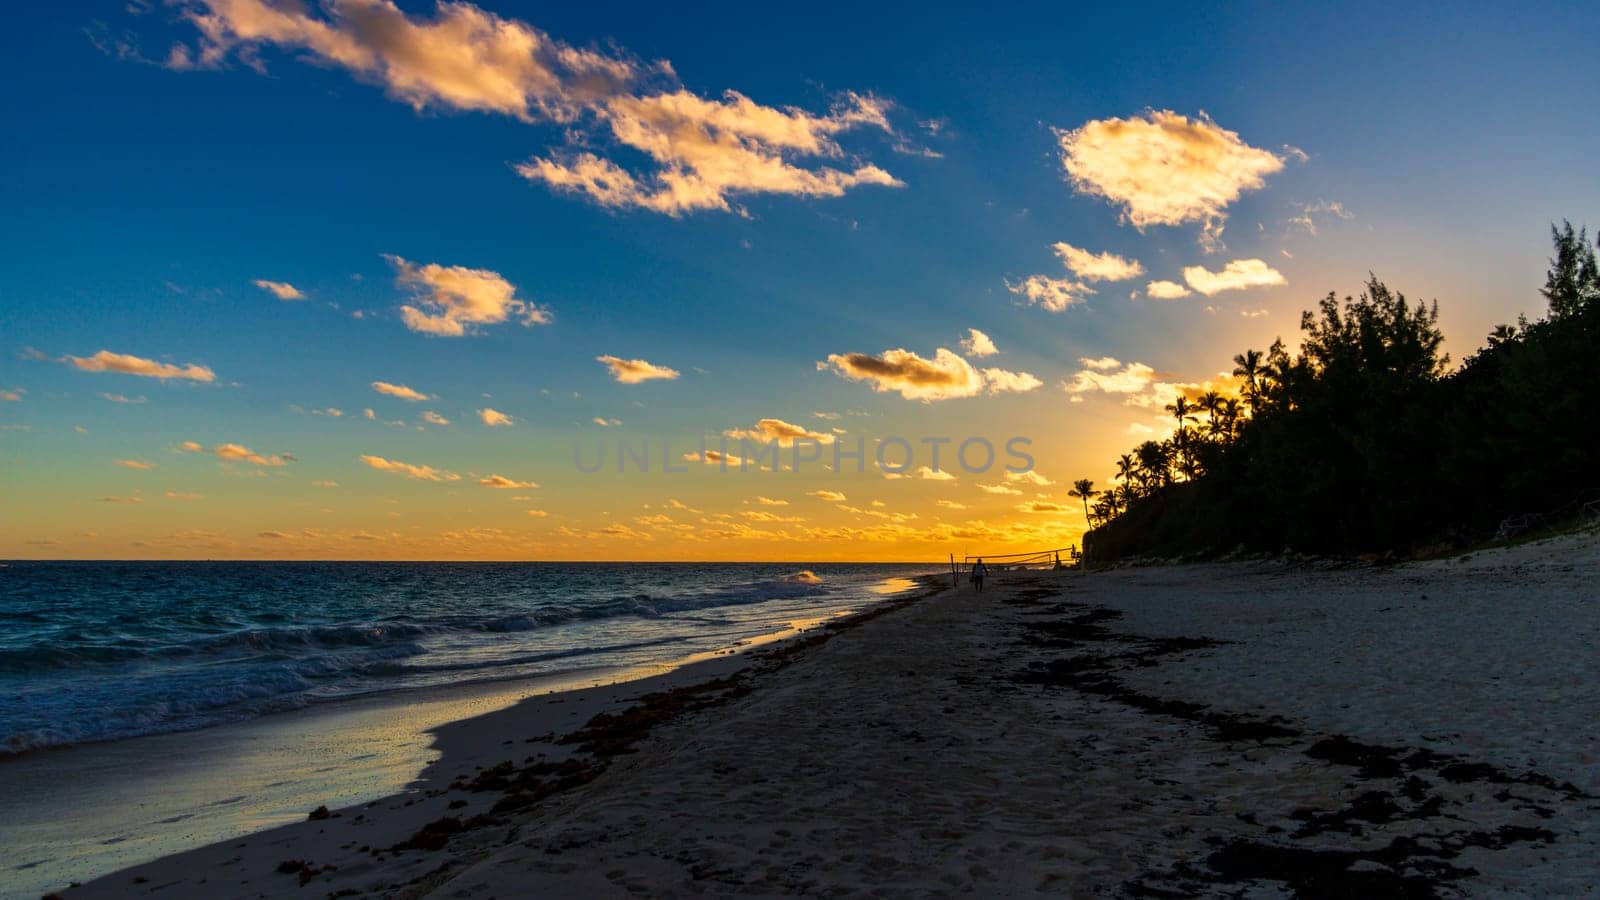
[[35, 536, 1600, 897], [7, 579, 941, 900]]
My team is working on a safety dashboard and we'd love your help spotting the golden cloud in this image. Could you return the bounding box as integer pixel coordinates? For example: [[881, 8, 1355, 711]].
[[809, 490, 847, 502], [173, 1, 903, 216], [959, 328, 997, 358], [252, 279, 304, 300], [359, 454, 460, 481], [479, 474, 539, 489], [478, 408, 513, 427], [1182, 259, 1287, 296], [386, 255, 550, 337], [371, 380, 430, 401], [64, 350, 215, 382], [1057, 110, 1285, 245], [979, 368, 1043, 394], [0, 388, 23, 402], [1052, 242, 1144, 281], [1146, 279, 1192, 300], [214, 442, 292, 466], [820, 347, 1034, 401], [114, 459, 156, 470], [421, 410, 450, 426], [1063, 358, 1158, 396], [596, 355, 680, 384], [725, 417, 834, 446]]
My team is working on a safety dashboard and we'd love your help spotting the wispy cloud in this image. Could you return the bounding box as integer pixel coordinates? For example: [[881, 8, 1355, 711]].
[[0, 388, 23, 402], [421, 410, 450, 426], [478, 408, 513, 427], [252, 279, 305, 300], [1006, 274, 1092, 311], [1052, 242, 1144, 281], [359, 454, 460, 481], [386, 255, 550, 337], [371, 380, 430, 401], [63, 350, 215, 382], [479, 474, 539, 489], [215, 442, 292, 466], [114, 459, 156, 470], [809, 490, 847, 502], [597, 355, 680, 384]]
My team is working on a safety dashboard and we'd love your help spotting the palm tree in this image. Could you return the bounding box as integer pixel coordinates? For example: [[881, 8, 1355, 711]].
[[1068, 478, 1099, 523], [1115, 453, 1135, 489], [1232, 349, 1264, 411]]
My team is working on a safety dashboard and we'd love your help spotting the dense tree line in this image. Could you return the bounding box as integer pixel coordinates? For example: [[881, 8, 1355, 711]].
[[1081, 221, 1600, 558]]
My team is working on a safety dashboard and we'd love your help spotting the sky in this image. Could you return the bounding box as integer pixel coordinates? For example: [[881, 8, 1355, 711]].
[[1, 0, 1596, 561]]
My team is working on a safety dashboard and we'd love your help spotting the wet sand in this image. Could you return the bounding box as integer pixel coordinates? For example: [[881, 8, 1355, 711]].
[[40, 533, 1600, 897]]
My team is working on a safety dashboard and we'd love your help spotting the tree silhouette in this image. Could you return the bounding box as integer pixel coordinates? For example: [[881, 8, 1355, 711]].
[[1068, 478, 1099, 523]]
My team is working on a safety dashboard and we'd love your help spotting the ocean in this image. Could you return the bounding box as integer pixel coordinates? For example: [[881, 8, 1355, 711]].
[[0, 561, 937, 755]]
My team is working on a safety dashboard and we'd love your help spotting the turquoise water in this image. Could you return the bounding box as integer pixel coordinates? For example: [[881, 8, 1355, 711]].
[[0, 561, 934, 753]]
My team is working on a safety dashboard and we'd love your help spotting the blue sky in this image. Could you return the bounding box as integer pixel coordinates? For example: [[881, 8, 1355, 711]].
[[1, 0, 1596, 559]]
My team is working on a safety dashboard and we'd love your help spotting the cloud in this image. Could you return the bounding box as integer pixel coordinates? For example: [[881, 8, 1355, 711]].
[[421, 410, 450, 426], [1063, 358, 1158, 396], [979, 367, 1042, 394], [178, 440, 204, 452], [372, 380, 430, 401], [165, 491, 204, 500], [959, 328, 997, 357], [99, 392, 149, 404], [978, 483, 1022, 495], [386, 255, 550, 337], [99, 496, 143, 503], [1056, 110, 1285, 246], [478, 407, 514, 427], [916, 466, 955, 481], [171, 0, 902, 216], [63, 350, 215, 382], [114, 459, 156, 470], [215, 442, 292, 466], [312, 480, 339, 487], [740, 510, 803, 523], [1052, 242, 1144, 281], [1018, 500, 1067, 513], [1006, 274, 1092, 312], [755, 496, 789, 506], [1286, 199, 1352, 236], [479, 474, 539, 489], [809, 490, 847, 502], [1005, 469, 1053, 486], [0, 388, 23, 402], [936, 499, 967, 509], [359, 454, 460, 481], [596, 355, 680, 384], [1146, 279, 1192, 300], [725, 417, 834, 446], [1182, 259, 1287, 296], [253, 279, 305, 300], [819, 347, 982, 401], [592, 416, 621, 426], [685, 448, 746, 467], [526, 509, 548, 517]]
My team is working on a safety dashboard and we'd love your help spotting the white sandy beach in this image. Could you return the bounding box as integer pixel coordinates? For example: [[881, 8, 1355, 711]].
[[47, 532, 1600, 898]]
